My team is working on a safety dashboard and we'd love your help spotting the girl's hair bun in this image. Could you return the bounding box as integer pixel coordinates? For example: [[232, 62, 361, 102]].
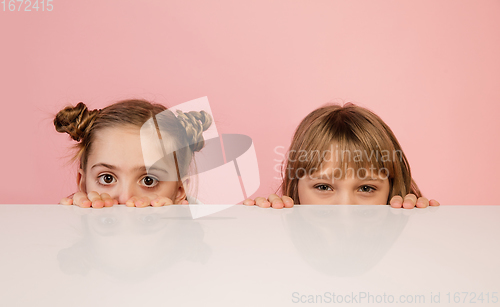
[[175, 110, 213, 152], [54, 102, 100, 142]]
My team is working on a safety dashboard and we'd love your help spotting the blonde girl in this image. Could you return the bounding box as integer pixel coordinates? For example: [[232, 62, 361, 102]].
[[54, 99, 212, 208], [244, 103, 440, 209]]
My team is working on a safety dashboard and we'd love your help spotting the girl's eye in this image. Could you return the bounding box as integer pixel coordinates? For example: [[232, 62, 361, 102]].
[[140, 176, 159, 188], [98, 174, 116, 185], [358, 185, 376, 193], [314, 184, 333, 191]]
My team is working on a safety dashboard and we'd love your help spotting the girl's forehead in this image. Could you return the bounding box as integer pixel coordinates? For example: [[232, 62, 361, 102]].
[[88, 126, 178, 175], [88, 127, 144, 167], [93, 125, 176, 153], [95, 125, 140, 140], [92, 126, 142, 152]]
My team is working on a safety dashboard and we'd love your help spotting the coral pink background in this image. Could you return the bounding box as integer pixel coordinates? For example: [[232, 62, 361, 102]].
[[1, 0, 499, 205]]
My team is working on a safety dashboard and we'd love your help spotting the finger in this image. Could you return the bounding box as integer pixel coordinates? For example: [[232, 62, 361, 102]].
[[135, 196, 152, 208], [100, 193, 115, 207], [389, 195, 403, 208], [152, 197, 173, 207], [151, 197, 162, 207], [403, 194, 418, 209], [282, 196, 294, 208], [73, 192, 92, 208], [181, 199, 189, 205], [243, 198, 255, 206], [255, 197, 271, 208], [60, 197, 73, 206], [87, 191, 104, 208], [429, 199, 440, 206], [126, 196, 139, 207], [268, 194, 284, 209], [415, 197, 429, 208], [142, 194, 158, 207]]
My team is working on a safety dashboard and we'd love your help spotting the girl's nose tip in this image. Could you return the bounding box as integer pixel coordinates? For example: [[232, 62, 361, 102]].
[[113, 184, 137, 205], [117, 193, 133, 205]]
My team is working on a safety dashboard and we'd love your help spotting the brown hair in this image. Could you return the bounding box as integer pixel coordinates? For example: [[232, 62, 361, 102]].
[[54, 99, 212, 192], [281, 103, 421, 204]]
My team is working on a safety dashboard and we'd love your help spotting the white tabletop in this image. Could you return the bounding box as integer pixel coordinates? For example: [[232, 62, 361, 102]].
[[0, 205, 499, 306]]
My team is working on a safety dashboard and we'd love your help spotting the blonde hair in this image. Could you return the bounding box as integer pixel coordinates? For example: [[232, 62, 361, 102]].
[[54, 99, 212, 193], [281, 103, 421, 204]]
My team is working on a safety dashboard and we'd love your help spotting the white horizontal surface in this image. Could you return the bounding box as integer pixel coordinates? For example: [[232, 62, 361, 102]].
[[0, 205, 499, 306]]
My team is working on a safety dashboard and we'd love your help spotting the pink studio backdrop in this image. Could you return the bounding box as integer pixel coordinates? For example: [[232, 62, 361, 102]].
[[1, 0, 499, 205]]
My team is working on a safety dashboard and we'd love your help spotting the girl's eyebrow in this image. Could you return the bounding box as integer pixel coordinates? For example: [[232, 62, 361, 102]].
[[90, 163, 169, 174], [91, 163, 116, 170], [140, 166, 170, 174]]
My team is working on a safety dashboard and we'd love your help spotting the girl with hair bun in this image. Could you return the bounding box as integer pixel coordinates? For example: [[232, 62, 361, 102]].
[[54, 99, 212, 208], [244, 103, 440, 209]]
